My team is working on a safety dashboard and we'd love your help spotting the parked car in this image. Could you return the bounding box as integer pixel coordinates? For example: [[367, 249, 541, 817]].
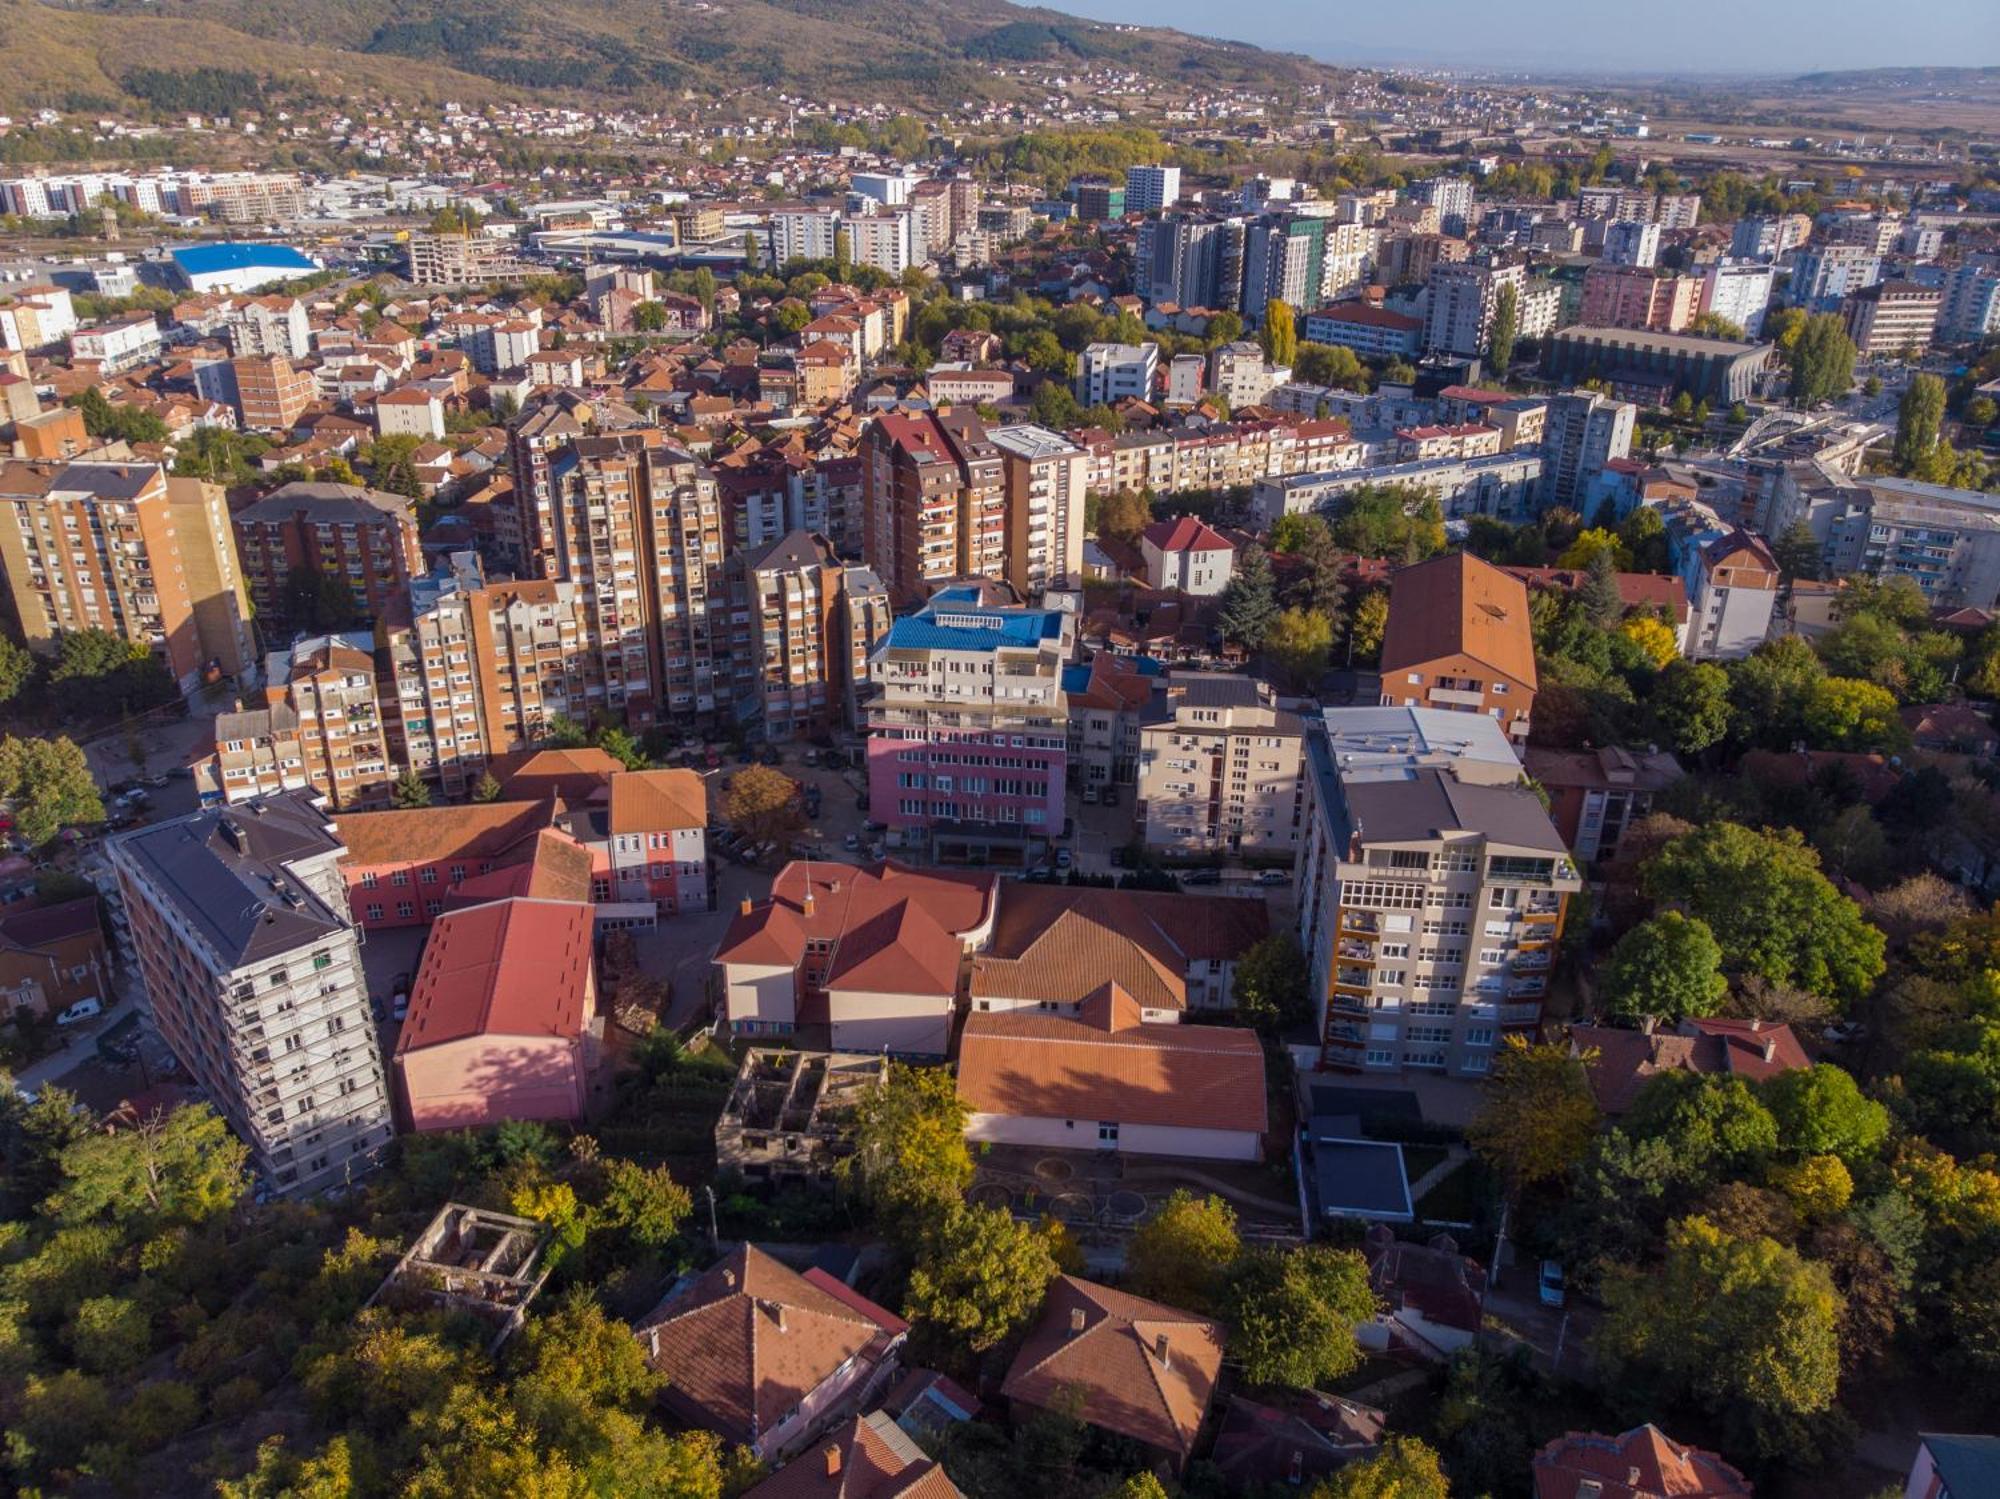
[[803, 749, 819, 768], [1081, 784, 1099, 805], [1538, 1261, 1566, 1308], [1256, 869, 1288, 885], [843, 833, 860, 850], [1180, 868, 1222, 886], [390, 974, 411, 1023], [56, 997, 103, 1025]]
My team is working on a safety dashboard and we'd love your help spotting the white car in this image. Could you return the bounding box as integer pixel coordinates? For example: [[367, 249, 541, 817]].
[[55, 997, 103, 1026]]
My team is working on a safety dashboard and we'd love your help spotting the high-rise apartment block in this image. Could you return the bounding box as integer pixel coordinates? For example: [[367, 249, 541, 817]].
[[1422, 260, 1525, 358], [1542, 390, 1637, 511], [988, 424, 1089, 597], [866, 585, 1074, 863], [1124, 164, 1183, 215], [1075, 342, 1160, 407], [1841, 280, 1942, 356], [1295, 707, 1580, 1075], [232, 481, 423, 636], [109, 796, 394, 1197], [232, 353, 316, 432], [862, 409, 1006, 605], [1788, 244, 1881, 312], [736, 530, 844, 742], [1579, 265, 1698, 332], [1136, 673, 1305, 856]]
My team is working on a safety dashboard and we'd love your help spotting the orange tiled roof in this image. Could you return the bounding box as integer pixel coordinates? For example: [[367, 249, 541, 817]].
[[608, 768, 707, 835], [1381, 550, 1538, 691], [743, 1412, 962, 1499], [396, 895, 592, 1054], [334, 798, 563, 868]]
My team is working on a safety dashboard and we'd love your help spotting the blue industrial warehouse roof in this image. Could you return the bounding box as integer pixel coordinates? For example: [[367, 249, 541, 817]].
[[170, 243, 317, 275]]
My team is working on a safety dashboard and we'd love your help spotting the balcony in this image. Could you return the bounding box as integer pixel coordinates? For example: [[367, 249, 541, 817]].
[[1334, 966, 1373, 991], [1336, 909, 1379, 935], [1511, 950, 1551, 973], [1323, 1020, 1365, 1047], [1500, 1003, 1542, 1025], [1335, 939, 1376, 963], [1505, 978, 1547, 999]]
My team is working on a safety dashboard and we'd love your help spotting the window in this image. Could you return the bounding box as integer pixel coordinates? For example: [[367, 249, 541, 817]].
[[360, 871, 378, 888], [419, 867, 439, 885], [1097, 1121, 1119, 1145], [397, 902, 415, 918], [1462, 1052, 1491, 1074], [391, 870, 409, 886], [1364, 1049, 1395, 1067], [1467, 1027, 1495, 1046], [366, 904, 384, 921]]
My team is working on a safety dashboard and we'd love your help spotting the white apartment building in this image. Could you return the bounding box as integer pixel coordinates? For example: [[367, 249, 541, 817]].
[[1788, 244, 1881, 312], [109, 796, 394, 1197], [1422, 260, 1525, 359], [70, 313, 162, 373], [1601, 221, 1661, 269], [1124, 164, 1183, 214], [1075, 342, 1159, 407], [1294, 707, 1581, 1077], [1137, 673, 1305, 857], [1209, 341, 1289, 407], [989, 424, 1090, 596], [1698, 261, 1776, 337]]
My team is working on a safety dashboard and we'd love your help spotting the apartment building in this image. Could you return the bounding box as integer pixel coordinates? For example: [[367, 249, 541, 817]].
[[164, 474, 255, 679], [1422, 260, 1525, 359], [508, 400, 589, 577], [1075, 342, 1160, 406], [1378, 551, 1537, 740], [989, 424, 1089, 597], [838, 564, 892, 730], [1729, 214, 1812, 262], [268, 633, 394, 809], [861, 409, 1005, 605], [200, 702, 310, 807], [233, 354, 316, 433], [1815, 475, 2000, 606], [233, 481, 422, 636], [1141, 516, 1237, 595], [1698, 261, 1776, 337], [1939, 261, 2000, 344], [1787, 244, 1881, 312], [1210, 341, 1288, 406], [738, 529, 843, 742], [407, 230, 519, 285], [1579, 265, 1698, 333], [866, 585, 1075, 865], [0, 459, 219, 693], [108, 796, 394, 1197], [1600, 220, 1661, 268], [644, 444, 733, 721], [1301, 302, 1424, 360], [1676, 524, 1780, 660], [0, 284, 78, 351], [1136, 673, 1305, 857], [1541, 390, 1637, 511], [375, 386, 447, 440], [1523, 744, 1684, 865], [1125, 164, 1183, 214], [1294, 707, 1580, 1075], [1253, 451, 1543, 529], [1841, 280, 1943, 356], [223, 295, 312, 360], [70, 314, 163, 373]]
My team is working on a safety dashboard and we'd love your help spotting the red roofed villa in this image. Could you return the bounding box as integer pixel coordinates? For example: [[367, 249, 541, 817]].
[[1141, 514, 1237, 596]]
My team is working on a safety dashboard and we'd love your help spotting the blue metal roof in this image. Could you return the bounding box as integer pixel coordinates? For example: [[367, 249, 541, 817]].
[[885, 613, 1055, 652], [1060, 664, 1091, 693], [171, 243, 317, 275]]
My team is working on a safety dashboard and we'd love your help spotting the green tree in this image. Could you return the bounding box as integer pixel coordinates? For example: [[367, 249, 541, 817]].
[[471, 772, 503, 803], [1595, 1215, 1841, 1437], [0, 634, 34, 705], [1788, 313, 1857, 408], [391, 768, 432, 809], [838, 1063, 972, 1228], [1467, 1036, 1601, 1193], [1230, 933, 1311, 1034], [1578, 548, 1626, 629], [544, 714, 589, 749], [0, 734, 105, 846], [1643, 822, 1886, 1002], [1347, 589, 1390, 662], [1222, 1245, 1376, 1388], [48, 628, 173, 713], [1763, 1064, 1889, 1165], [903, 1204, 1059, 1353], [1217, 543, 1280, 648], [1624, 1072, 1779, 1187], [1266, 606, 1334, 690], [1773, 519, 1823, 582], [1108, 1475, 1170, 1499], [1261, 299, 1297, 367], [1293, 341, 1368, 390], [1307, 1436, 1451, 1499], [1802, 676, 1907, 752], [1602, 912, 1728, 1024], [593, 726, 649, 772], [284, 564, 359, 632], [44, 1103, 247, 1230], [1966, 395, 1998, 431], [67, 1293, 150, 1377], [1727, 636, 1827, 747], [1126, 1191, 1240, 1310], [1653, 660, 1733, 755], [1269, 511, 1328, 556], [1488, 282, 1518, 378], [1893, 372, 1947, 474]]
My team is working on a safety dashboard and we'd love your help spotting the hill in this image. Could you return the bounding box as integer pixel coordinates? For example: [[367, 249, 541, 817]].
[[2, 0, 1337, 114]]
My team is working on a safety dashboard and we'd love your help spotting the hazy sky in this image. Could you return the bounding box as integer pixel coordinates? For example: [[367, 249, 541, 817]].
[[1045, 0, 1998, 74]]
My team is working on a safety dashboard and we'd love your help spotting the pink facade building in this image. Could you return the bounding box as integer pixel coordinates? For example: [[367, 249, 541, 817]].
[[865, 584, 1075, 866], [394, 896, 599, 1130]]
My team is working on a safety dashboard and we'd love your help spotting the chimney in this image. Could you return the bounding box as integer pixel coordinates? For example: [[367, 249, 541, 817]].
[[823, 1445, 842, 1478], [1575, 1482, 1603, 1499], [1153, 1332, 1171, 1369], [648, 1327, 660, 1359], [1761, 1036, 1777, 1063], [739, 897, 752, 917], [723, 1268, 736, 1289], [802, 889, 816, 917], [773, 1301, 788, 1333], [1627, 1469, 1642, 1488], [1069, 1307, 1086, 1336], [1639, 1013, 1656, 1036]]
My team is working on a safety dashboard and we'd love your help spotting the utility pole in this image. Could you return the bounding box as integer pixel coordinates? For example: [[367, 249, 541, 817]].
[[703, 1183, 719, 1251]]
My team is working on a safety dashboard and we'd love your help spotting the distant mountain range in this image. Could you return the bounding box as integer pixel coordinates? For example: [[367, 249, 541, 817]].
[[2, 0, 1339, 115]]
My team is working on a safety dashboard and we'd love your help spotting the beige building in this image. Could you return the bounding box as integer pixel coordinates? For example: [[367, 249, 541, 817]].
[[738, 529, 842, 743], [233, 354, 316, 433], [108, 795, 394, 1198], [1841, 280, 1942, 356], [989, 424, 1089, 596], [268, 633, 395, 810], [165, 475, 255, 680], [1137, 673, 1306, 856]]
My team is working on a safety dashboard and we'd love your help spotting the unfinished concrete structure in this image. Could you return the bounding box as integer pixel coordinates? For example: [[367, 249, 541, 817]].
[[370, 1203, 554, 1350], [714, 1048, 888, 1183]]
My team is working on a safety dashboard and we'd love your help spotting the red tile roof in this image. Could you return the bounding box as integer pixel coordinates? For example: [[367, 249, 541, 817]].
[[396, 897, 593, 1053], [1531, 1424, 1752, 1499], [957, 983, 1268, 1136], [1002, 1276, 1225, 1461], [1381, 551, 1538, 690], [743, 1412, 962, 1499], [608, 768, 708, 834], [1142, 515, 1236, 554], [334, 798, 566, 868], [1567, 1018, 1809, 1114], [489, 747, 623, 804]]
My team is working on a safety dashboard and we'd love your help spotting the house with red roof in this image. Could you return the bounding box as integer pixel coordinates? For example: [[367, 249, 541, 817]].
[[1532, 1424, 1752, 1498], [394, 896, 600, 1130], [1140, 514, 1237, 596], [1566, 1016, 1809, 1116], [633, 1243, 909, 1462], [1361, 1224, 1488, 1360], [715, 861, 997, 1056]]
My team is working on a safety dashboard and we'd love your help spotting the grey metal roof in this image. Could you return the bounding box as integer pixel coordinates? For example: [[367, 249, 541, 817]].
[[234, 480, 412, 525], [1342, 767, 1567, 852], [743, 528, 834, 574], [1312, 1138, 1414, 1221], [111, 793, 348, 968]]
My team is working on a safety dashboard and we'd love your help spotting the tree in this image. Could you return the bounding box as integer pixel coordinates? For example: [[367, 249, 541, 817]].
[[1307, 1437, 1450, 1499], [594, 726, 649, 772], [1595, 1216, 1841, 1435], [48, 628, 173, 714], [1559, 527, 1629, 573], [839, 1063, 972, 1227], [1216, 544, 1280, 648], [1261, 299, 1297, 367], [1625, 1072, 1779, 1187], [1265, 607, 1334, 689], [67, 1293, 150, 1377], [725, 765, 802, 848], [1802, 676, 1906, 752], [0, 735, 104, 846], [1488, 283, 1518, 378], [1578, 548, 1625, 629], [391, 768, 432, 809], [1294, 341, 1368, 390], [1095, 488, 1152, 544], [1727, 636, 1826, 748], [1602, 912, 1728, 1024], [0, 634, 33, 706], [1788, 313, 1856, 408], [44, 1103, 247, 1230], [1618, 613, 1679, 669], [1222, 1245, 1376, 1388], [1773, 519, 1823, 582], [471, 772, 503, 803], [903, 1204, 1059, 1353], [1770, 1154, 1854, 1221], [1764, 1064, 1889, 1165], [1285, 517, 1349, 620], [1467, 1036, 1600, 1193], [1967, 395, 1998, 431], [1893, 373, 1947, 474], [1653, 660, 1733, 755], [1126, 1191, 1239, 1310], [1108, 1476, 1170, 1499], [1347, 589, 1390, 662], [1230, 933, 1311, 1034], [1643, 822, 1886, 1002]]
